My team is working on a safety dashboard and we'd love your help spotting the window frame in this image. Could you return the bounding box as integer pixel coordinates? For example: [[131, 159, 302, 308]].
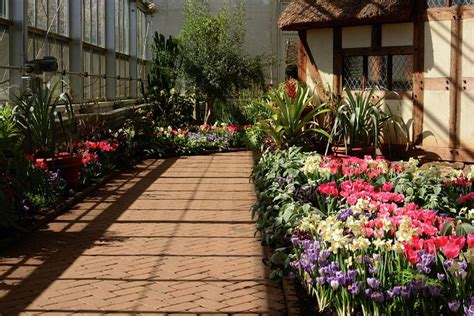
[[115, 0, 129, 55], [82, 0, 105, 48], [341, 46, 414, 92], [0, 0, 8, 20], [28, 0, 70, 37], [427, 0, 473, 7], [116, 52, 130, 98], [83, 43, 107, 101]]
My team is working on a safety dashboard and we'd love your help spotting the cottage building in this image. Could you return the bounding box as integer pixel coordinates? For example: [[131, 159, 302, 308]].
[[279, 0, 474, 162]]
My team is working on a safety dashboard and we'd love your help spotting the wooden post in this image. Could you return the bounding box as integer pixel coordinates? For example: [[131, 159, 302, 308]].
[[333, 27, 342, 94], [448, 7, 462, 159], [412, 0, 426, 146], [297, 30, 307, 83], [298, 30, 326, 99]]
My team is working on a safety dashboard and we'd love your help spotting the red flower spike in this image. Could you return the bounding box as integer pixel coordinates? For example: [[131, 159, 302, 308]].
[[284, 79, 298, 99]]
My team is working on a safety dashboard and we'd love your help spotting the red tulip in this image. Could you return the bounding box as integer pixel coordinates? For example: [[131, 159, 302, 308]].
[[442, 243, 461, 259]]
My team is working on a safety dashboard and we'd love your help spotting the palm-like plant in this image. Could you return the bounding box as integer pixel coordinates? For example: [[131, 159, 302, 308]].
[[327, 86, 408, 155], [16, 81, 75, 157], [259, 80, 330, 148]]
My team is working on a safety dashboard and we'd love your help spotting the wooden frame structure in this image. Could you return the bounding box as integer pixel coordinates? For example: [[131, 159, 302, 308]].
[[280, 0, 474, 162]]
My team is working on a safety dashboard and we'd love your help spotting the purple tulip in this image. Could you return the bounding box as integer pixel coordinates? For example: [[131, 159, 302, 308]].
[[371, 292, 384, 303], [347, 269, 358, 282], [448, 300, 460, 312], [428, 285, 441, 297], [290, 236, 300, 246], [386, 289, 395, 300], [400, 286, 411, 300], [465, 305, 474, 316], [392, 286, 402, 295], [337, 208, 353, 221], [330, 262, 340, 272], [367, 277, 381, 289], [348, 283, 359, 294]]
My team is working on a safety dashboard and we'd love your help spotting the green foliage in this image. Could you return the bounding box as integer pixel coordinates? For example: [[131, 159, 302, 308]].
[[329, 86, 408, 154], [259, 80, 330, 148], [241, 94, 272, 124], [149, 33, 182, 92], [152, 89, 196, 128], [0, 104, 22, 159], [15, 82, 75, 157], [241, 126, 265, 151], [392, 163, 471, 216], [146, 33, 196, 128], [252, 147, 313, 247], [179, 0, 265, 122]]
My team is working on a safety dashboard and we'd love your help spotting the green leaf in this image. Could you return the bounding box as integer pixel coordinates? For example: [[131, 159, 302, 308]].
[[442, 221, 453, 236], [456, 223, 474, 236]]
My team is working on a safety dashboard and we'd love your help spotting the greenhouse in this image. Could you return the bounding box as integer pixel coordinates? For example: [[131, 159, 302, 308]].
[[0, 0, 473, 315]]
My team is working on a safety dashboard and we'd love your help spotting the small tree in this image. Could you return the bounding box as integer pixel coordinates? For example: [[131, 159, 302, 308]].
[[179, 0, 264, 123]]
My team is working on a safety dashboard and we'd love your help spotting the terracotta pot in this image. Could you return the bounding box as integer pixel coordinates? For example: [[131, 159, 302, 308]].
[[39, 154, 83, 187], [332, 145, 374, 158]]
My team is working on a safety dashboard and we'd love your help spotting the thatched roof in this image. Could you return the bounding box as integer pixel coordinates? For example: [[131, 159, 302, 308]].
[[279, 0, 414, 31]]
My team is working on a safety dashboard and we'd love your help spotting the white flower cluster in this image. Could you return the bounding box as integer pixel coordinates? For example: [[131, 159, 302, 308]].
[[467, 165, 474, 181], [302, 155, 331, 180]]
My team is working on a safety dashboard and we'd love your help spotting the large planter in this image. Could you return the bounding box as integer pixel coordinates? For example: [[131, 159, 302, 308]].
[[38, 154, 83, 187], [332, 145, 374, 158]]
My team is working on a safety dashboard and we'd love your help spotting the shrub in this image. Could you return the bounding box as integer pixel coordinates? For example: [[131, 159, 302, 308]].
[[179, 0, 264, 123]]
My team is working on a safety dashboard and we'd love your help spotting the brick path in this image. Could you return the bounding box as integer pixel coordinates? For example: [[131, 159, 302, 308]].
[[0, 152, 286, 315]]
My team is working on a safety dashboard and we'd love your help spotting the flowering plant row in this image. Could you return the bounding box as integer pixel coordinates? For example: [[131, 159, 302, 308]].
[[252, 147, 474, 315]]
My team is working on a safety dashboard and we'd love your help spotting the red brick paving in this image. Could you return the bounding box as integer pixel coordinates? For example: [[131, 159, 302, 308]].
[[0, 152, 286, 315]]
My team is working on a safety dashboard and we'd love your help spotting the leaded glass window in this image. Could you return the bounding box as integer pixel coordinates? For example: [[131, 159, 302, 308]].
[[343, 55, 413, 91]]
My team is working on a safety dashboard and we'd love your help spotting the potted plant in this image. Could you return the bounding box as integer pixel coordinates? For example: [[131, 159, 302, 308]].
[[326, 86, 408, 157], [16, 81, 83, 186]]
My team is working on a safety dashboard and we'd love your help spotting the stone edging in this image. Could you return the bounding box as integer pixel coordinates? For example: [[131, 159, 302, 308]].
[[263, 246, 301, 316]]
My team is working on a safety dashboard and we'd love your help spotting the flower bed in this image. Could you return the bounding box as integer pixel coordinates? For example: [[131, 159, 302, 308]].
[[252, 147, 474, 315]]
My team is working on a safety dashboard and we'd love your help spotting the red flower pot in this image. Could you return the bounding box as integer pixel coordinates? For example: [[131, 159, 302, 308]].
[[38, 153, 83, 187]]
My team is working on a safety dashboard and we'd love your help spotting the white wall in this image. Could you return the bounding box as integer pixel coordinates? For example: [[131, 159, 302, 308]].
[[306, 28, 333, 89], [459, 18, 474, 148], [342, 26, 371, 48]]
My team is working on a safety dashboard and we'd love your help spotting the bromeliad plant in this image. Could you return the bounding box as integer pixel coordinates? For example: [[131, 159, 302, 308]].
[[259, 79, 330, 148], [327, 86, 408, 156]]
